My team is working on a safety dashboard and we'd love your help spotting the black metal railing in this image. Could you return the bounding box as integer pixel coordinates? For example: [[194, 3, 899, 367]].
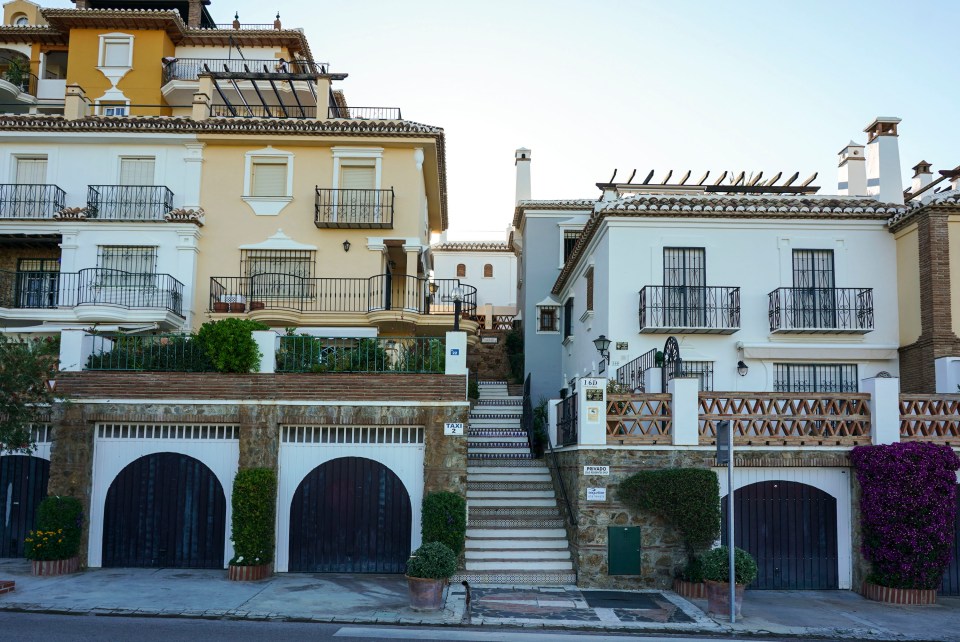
[[522, 374, 535, 454], [0, 269, 184, 315], [209, 274, 477, 318], [86, 334, 212, 371], [616, 348, 658, 392], [327, 106, 402, 120], [87, 185, 174, 221], [639, 285, 740, 332], [276, 336, 444, 373], [557, 394, 578, 446], [209, 103, 317, 119], [0, 184, 66, 219], [768, 287, 874, 332], [315, 188, 394, 228], [163, 58, 326, 83], [212, 23, 280, 30]]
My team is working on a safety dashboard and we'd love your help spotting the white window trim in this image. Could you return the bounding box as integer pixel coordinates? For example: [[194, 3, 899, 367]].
[[10, 154, 48, 183], [243, 146, 294, 216], [98, 33, 133, 68], [558, 223, 584, 268]]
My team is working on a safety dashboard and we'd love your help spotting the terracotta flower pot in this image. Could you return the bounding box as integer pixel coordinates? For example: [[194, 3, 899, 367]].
[[31, 556, 80, 577], [673, 577, 707, 599], [228, 563, 271, 581], [213, 302, 229, 313], [861, 580, 937, 605], [705, 579, 745, 617], [249, 301, 266, 311], [406, 575, 447, 611], [229, 302, 246, 313]]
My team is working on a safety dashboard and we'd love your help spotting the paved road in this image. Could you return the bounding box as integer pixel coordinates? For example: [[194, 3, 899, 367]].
[[0, 613, 780, 642]]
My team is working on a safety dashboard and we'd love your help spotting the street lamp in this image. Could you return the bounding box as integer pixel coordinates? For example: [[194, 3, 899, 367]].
[[452, 286, 464, 331], [592, 335, 611, 360]]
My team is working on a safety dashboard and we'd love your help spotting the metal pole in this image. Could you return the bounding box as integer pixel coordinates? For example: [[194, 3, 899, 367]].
[[727, 419, 735, 624], [454, 299, 461, 331]]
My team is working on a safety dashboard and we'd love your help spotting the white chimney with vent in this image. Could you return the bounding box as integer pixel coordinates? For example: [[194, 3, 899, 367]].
[[911, 161, 933, 196], [864, 117, 903, 204], [515, 147, 531, 204], [837, 141, 866, 196]]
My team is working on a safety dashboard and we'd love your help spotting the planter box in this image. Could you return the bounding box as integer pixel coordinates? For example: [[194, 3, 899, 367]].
[[228, 302, 246, 313], [406, 575, 448, 611], [249, 301, 266, 311], [705, 579, 745, 617], [213, 302, 229, 313], [861, 580, 937, 605], [228, 563, 272, 581], [31, 557, 80, 577], [0, 580, 14, 595], [673, 577, 707, 599]]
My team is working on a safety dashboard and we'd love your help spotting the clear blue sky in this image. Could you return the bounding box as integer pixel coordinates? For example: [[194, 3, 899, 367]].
[[47, 0, 960, 233]]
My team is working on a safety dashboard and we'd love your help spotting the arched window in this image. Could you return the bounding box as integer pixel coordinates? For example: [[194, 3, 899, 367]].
[[456, 263, 466, 277], [483, 264, 493, 278]]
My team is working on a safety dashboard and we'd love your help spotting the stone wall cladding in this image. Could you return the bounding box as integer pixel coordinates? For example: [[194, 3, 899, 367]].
[[0, 245, 60, 272], [467, 331, 513, 381], [548, 447, 854, 590]]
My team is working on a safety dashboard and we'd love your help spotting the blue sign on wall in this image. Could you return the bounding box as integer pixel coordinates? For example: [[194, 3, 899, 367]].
[[450, 348, 460, 355]]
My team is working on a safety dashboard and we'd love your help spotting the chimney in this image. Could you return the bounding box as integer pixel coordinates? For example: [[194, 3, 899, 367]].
[[911, 160, 933, 196], [940, 168, 960, 192], [515, 147, 531, 205], [837, 140, 866, 196], [864, 117, 903, 204]]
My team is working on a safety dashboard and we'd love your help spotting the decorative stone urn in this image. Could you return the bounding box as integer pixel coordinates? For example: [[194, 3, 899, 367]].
[[406, 576, 447, 611], [862, 580, 937, 605], [705, 579, 745, 617], [32, 556, 80, 577], [228, 563, 271, 581]]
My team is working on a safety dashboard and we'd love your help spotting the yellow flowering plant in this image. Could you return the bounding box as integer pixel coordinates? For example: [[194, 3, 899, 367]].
[[24, 496, 83, 561]]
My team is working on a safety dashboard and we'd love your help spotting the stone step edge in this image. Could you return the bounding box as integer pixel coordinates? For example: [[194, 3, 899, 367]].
[[452, 572, 577, 585]]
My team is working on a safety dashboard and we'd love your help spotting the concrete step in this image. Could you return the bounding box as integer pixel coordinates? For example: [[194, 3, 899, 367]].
[[467, 464, 549, 474], [468, 506, 561, 518], [467, 490, 555, 499], [466, 526, 567, 538], [469, 519, 566, 529], [465, 537, 568, 550], [467, 453, 536, 461], [467, 447, 531, 455], [466, 438, 528, 447], [468, 482, 553, 493], [469, 472, 552, 482], [465, 549, 571, 560], [465, 559, 574, 571], [452, 570, 577, 585], [475, 399, 522, 406]]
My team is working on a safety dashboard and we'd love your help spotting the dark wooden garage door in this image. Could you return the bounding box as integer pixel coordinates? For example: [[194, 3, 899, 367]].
[[102, 452, 226, 568], [941, 489, 960, 595], [722, 480, 839, 590], [0, 456, 49, 558], [289, 457, 411, 573]]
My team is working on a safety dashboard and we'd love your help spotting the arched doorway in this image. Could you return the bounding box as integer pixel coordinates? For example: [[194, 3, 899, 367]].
[[289, 456, 411, 573], [722, 480, 839, 589], [0, 455, 49, 558], [102, 452, 226, 568]]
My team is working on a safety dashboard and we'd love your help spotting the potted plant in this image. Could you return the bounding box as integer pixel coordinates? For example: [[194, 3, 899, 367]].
[[674, 556, 707, 599], [25, 496, 84, 576], [228, 468, 276, 581], [701, 546, 758, 617], [405, 542, 457, 611], [249, 301, 266, 311], [229, 301, 246, 313], [213, 300, 229, 313]]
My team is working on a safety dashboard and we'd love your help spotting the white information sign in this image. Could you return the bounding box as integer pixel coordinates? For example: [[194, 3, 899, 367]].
[[444, 422, 465, 436], [584, 465, 610, 476], [586, 487, 607, 501]]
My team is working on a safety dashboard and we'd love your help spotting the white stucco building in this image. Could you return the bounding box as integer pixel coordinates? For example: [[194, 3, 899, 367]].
[[432, 229, 518, 327]]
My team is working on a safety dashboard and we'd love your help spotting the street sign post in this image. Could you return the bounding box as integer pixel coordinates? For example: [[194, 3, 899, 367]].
[[717, 419, 735, 623]]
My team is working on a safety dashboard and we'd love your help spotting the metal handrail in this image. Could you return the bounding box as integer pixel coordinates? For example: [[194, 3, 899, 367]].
[[768, 287, 874, 332], [86, 185, 175, 221], [327, 106, 402, 120], [315, 187, 394, 228], [0, 184, 66, 219], [164, 58, 327, 83], [639, 285, 740, 330], [209, 103, 317, 119]]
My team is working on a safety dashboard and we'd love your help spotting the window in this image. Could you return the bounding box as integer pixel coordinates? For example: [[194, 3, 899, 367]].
[[15, 156, 47, 183], [99, 35, 133, 68], [119, 157, 155, 185], [100, 104, 128, 116], [792, 249, 837, 329], [483, 263, 493, 278], [15, 258, 59, 308], [773, 363, 858, 393], [456, 263, 466, 278], [340, 166, 375, 190], [585, 267, 594, 312], [97, 246, 156, 288], [563, 230, 580, 263], [563, 298, 574, 339], [12, 14, 29, 26], [537, 306, 559, 333], [243, 147, 294, 215], [251, 158, 288, 197], [663, 247, 706, 326], [242, 249, 315, 299]]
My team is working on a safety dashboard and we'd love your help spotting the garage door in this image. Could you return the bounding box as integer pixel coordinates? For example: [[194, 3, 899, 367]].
[[942, 489, 960, 595], [722, 480, 838, 589], [0, 455, 49, 558], [289, 456, 411, 573], [102, 452, 226, 568]]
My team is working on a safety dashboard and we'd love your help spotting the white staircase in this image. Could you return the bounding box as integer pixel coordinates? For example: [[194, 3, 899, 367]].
[[454, 380, 576, 584]]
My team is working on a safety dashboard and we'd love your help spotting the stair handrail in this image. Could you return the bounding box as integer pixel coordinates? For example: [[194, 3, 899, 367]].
[[546, 428, 576, 527], [524, 375, 576, 527], [521, 374, 535, 454]]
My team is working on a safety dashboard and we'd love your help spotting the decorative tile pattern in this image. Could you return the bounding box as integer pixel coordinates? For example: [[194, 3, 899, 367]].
[[468, 481, 553, 491]]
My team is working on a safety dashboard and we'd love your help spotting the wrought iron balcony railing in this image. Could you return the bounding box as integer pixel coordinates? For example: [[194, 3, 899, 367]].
[[315, 188, 394, 229], [327, 106, 403, 120], [209, 103, 317, 119], [0, 269, 184, 316], [0, 184, 66, 219], [208, 274, 476, 318], [768, 287, 874, 333], [163, 58, 329, 83], [638, 285, 740, 334], [86, 185, 174, 221]]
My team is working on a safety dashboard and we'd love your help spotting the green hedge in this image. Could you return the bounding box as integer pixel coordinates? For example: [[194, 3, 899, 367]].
[[700, 546, 758, 585], [406, 541, 457, 579], [25, 496, 83, 561], [617, 468, 720, 553], [197, 318, 269, 373], [422, 491, 466, 555], [230, 468, 277, 566]]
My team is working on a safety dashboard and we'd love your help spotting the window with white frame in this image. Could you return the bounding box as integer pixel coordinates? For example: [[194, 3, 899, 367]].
[[119, 157, 155, 185], [99, 34, 133, 68], [97, 246, 156, 287], [251, 158, 289, 197], [537, 305, 559, 333], [243, 147, 294, 215], [99, 103, 129, 116], [14, 155, 47, 184]]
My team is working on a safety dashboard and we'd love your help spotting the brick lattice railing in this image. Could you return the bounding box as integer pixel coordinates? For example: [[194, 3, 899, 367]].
[[606, 394, 672, 444], [899, 394, 960, 443]]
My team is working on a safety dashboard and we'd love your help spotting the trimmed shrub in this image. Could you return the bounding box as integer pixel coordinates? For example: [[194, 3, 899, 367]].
[[851, 442, 960, 590], [700, 546, 758, 585], [680, 556, 705, 583], [422, 491, 466, 555], [468, 376, 480, 400], [230, 468, 277, 566], [197, 318, 269, 373], [406, 542, 457, 579], [617, 468, 721, 552], [24, 496, 83, 561]]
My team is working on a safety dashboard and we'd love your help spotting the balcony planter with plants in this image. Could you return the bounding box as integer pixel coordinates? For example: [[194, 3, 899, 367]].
[[701, 546, 758, 617], [228, 467, 277, 581], [405, 542, 457, 611], [851, 442, 960, 605], [213, 301, 229, 313], [25, 496, 84, 576]]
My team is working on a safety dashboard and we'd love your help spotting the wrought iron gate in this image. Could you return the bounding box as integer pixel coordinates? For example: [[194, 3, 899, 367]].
[[0, 456, 49, 558]]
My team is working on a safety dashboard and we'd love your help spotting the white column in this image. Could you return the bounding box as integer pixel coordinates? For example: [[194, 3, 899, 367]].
[[445, 331, 467, 375], [861, 376, 900, 445], [175, 229, 201, 330], [182, 143, 205, 210], [548, 399, 560, 447], [58, 329, 92, 372], [578, 377, 607, 445], [669, 377, 700, 446], [252, 331, 277, 373], [644, 368, 663, 393]]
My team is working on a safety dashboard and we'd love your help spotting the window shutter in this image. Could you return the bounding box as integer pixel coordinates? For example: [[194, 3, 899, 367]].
[[103, 41, 130, 67], [252, 161, 287, 196], [586, 268, 594, 311], [16, 158, 47, 184], [340, 166, 375, 190], [484, 264, 493, 278], [456, 264, 466, 278], [119, 158, 155, 185]]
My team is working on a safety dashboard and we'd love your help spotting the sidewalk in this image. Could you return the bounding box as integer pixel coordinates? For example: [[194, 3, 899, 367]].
[[2, 559, 958, 640]]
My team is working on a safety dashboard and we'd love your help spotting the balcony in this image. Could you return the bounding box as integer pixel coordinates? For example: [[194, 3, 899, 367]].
[[638, 286, 740, 334], [87, 186, 174, 221], [315, 188, 394, 229], [768, 287, 874, 334], [0, 184, 66, 219], [0, 269, 185, 317], [327, 106, 403, 120], [162, 58, 327, 83]]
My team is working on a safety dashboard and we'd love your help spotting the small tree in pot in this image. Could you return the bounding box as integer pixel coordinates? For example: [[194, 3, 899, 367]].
[[700, 546, 758, 617], [405, 542, 457, 611], [25, 496, 84, 576], [228, 468, 276, 581]]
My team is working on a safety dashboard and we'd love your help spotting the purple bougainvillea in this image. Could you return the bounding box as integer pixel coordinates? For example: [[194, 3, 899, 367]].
[[851, 442, 960, 590]]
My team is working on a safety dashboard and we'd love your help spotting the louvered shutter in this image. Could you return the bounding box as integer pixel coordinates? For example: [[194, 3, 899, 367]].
[[103, 41, 130, 67], [119, 158, 155, 185], [16, 158, 47, 184], [340, 166, 375, 190], [252, 161, 287, 196]]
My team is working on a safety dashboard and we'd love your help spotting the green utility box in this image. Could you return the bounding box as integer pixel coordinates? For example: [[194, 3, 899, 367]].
[[607, 526, 641, 575]]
